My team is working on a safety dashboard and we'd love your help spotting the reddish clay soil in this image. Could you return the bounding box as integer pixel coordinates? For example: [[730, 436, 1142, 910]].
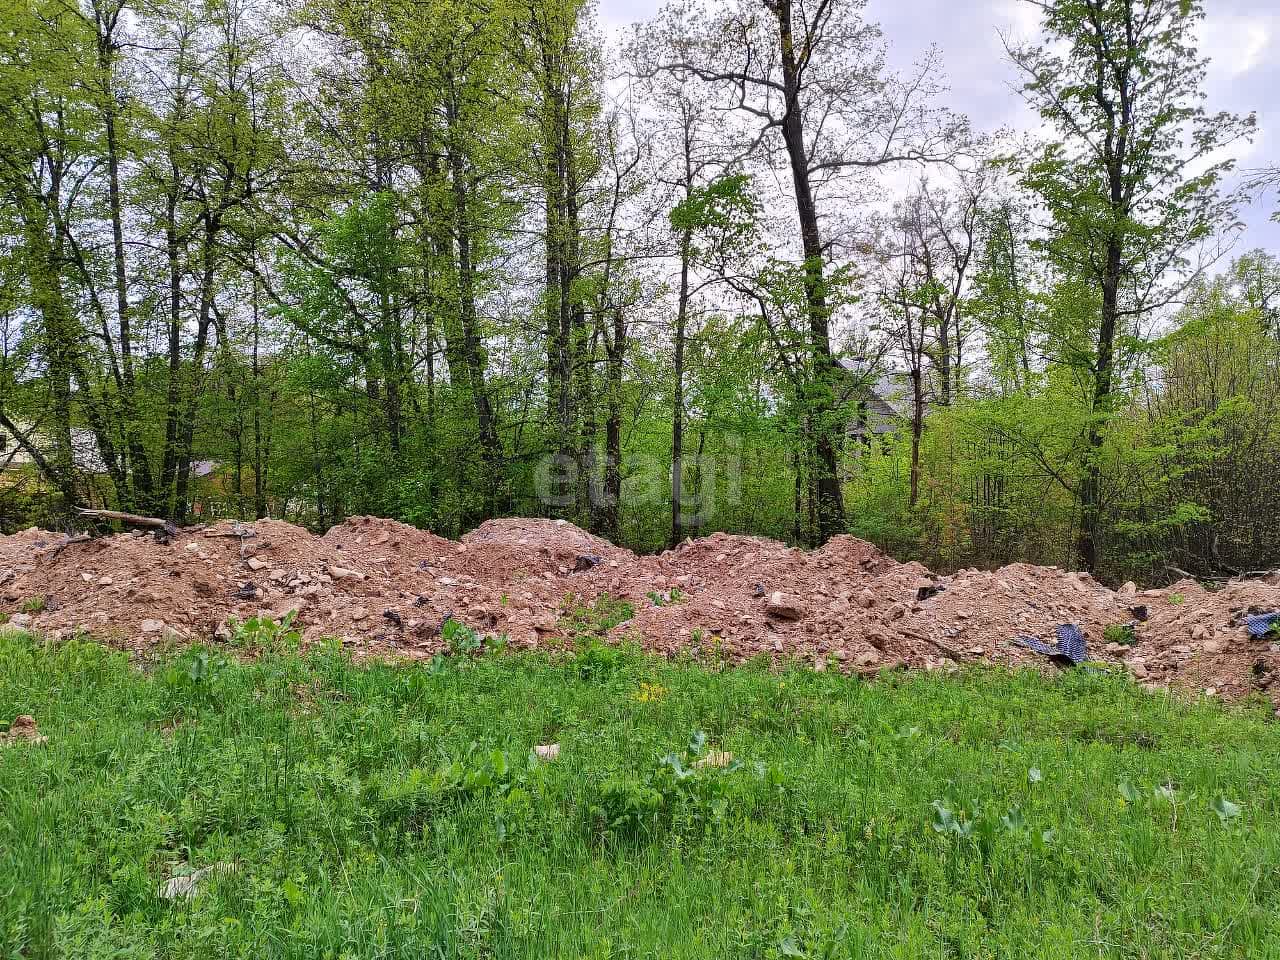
[[1, 516, 1277, 706]]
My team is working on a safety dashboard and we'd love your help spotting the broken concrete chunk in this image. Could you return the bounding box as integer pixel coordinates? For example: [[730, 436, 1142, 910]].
[[327, 565, 365, 581], [765, 591, 805, 621]]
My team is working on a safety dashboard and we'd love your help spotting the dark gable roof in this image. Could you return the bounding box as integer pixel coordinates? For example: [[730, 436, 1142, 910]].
[[837, 361, 916, 436]]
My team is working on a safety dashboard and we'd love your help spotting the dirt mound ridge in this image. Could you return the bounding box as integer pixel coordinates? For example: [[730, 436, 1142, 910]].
[[1, 518, 1276, 706]]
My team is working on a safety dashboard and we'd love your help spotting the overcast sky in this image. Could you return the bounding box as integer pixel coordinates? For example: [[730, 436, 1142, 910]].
[[598, 0, 1279, 255]]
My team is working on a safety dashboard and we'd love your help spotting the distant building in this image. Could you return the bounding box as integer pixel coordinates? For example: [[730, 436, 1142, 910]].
[[0, 425, 107, 474], [0, 423, 229, 512], [836, 361, 918, 444]]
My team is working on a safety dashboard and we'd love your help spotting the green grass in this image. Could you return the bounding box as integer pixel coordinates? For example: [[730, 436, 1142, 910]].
[[2, 630, 1279, 959]]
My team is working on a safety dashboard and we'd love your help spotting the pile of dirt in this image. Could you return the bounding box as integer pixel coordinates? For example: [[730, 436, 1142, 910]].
[[2, 517, 1277, 706]]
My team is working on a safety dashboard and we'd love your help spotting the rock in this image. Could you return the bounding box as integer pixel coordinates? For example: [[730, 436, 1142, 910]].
[[141, 619, 165, 634], [914, 579, 941, 601], [3, 714, 48, 746], [97, 576, 114, 586], [1126, 658, 1149, 679], [854, 650, 880, 668], [437, 576, 458, 587], [245, 556, 268, 571], [159, 862, 236, 901], [1190, 624, 1210, 642], [765, 591, 805, 621], [857, 588, 876, 609], [887, 603, 906, 621], [273, 600, 307, 620], [1203, 636, 1226, 655], [328, 565, 365, 581], [350, 607, 368, 622], [9, 613, 31, 628], [534, 743, 560, 761], [1119, 581, 1137, 597]]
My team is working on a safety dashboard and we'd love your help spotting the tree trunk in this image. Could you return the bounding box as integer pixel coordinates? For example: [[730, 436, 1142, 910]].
[[1077, 233, 1122, 571], [601, 306, 624, 542], [251, 269, 267, 519], [670, 226, 692, 548], [773, 0, 844, 543], [20, 208, 78, 508], [909, 365, 924, 507], [447, 111, 504, 518], [98, 25, 154, 512], [173, 236, 217, 520], [159, 175, 183, 509]]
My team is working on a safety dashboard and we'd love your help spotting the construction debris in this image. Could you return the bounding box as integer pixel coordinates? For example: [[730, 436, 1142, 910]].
[[2, 714, 48, 746], [0, 516, 1276, 706]]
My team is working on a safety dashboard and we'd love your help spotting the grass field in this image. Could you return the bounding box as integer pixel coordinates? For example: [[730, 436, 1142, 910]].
[[2, 626, 1279, 959]]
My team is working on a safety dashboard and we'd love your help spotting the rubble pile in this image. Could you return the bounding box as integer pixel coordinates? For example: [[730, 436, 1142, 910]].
[[1, 516, 1277, 705]]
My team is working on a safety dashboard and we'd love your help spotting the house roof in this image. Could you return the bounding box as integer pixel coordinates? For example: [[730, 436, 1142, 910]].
[[837, 361, 920, 436], [0, 422, 220, 478], [0, 425, 107, 473], [837, 361, 915, 417]]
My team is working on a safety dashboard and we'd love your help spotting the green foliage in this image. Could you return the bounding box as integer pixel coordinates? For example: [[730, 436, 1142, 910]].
[[645, 588, 684, 607], [441, 617, 507, 657], [560, 593, 634, 640], [1103, 624, 1136, 647], [226, 612, 302, 653]]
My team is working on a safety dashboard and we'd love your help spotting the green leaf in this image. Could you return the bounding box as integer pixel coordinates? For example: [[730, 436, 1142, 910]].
[[1028, 767, 1043, 784], [779, 936, 808, 958], [1118, 781, 1141, 804], [281, 877, 304, 909], [930, 800, 957, 834], [688, 730, 708, 757], [1210, 797, 1241, 823], [1000, 808, 1026, 833]]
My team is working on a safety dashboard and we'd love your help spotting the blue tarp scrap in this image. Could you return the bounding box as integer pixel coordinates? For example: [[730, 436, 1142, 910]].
[[1014, 624, 1088, 666], [1244, 612, 1280, 639]]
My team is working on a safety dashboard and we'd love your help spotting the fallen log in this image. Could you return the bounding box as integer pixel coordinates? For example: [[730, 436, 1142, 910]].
[[76, 509, 177, 535]]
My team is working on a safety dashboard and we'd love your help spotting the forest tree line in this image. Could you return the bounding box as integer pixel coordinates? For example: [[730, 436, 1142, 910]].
[[1, 0, 1278, 583]]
